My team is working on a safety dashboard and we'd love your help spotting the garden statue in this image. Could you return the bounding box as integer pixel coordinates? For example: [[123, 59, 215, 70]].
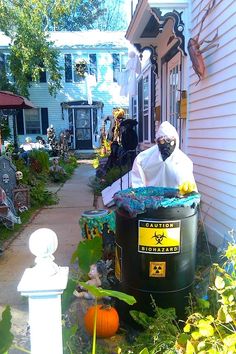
[[19, 137, 34, 163], [35, 136, 46, 149], [112, 108, 125, 143], [73, 260, 112, 300], [49, 158, 66, 182], [47, 124, 58, 155], [58, 129, 70, 157], [131, 121, 197, 190]]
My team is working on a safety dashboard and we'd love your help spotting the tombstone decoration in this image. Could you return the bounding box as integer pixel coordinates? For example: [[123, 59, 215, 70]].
[[13, 171, 30, 212], [0, 156, 17, 200]]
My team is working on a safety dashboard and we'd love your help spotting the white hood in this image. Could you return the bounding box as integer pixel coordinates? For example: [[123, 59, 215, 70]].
[[156, 121, 179, 148], [131, 122, 196, 189]]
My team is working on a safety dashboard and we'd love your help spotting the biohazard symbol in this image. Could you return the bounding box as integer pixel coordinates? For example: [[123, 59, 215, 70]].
[[152, 231, 167, 245], [149, 262, 166, 277]]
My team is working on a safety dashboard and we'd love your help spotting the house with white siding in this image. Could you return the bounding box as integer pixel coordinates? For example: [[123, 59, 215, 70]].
[[0, 31, 132, 149], [125, 0, 236, 248]]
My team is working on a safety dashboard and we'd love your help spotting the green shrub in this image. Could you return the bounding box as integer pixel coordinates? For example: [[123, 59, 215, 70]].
[[89, 164, 129, 196], [29, 149, 50, 174], [176, 243, 236, 354], [30, 180, 57, 207]]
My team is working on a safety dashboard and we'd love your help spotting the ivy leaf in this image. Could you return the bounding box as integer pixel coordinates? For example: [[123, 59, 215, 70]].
[[61, 278, 77, 313], [215, 276, 225, 290], [78, 282, 136, 305], [130, 310, 153, 329], [177, 333, 189, 346], [217, 306, 233, 323], [223, 333, 236, 348], [71, 237, 103, 273], [0, 306, 14, 354], [191, 331, 202, 340], [184, 323, 191, 333], [197, 340, 206, 351], [198, 322, 214, 337], [186, 340, 196, 354], [139, 349, 149, 354], [62, 323, 78, 351], [197, 298, 210, 309]]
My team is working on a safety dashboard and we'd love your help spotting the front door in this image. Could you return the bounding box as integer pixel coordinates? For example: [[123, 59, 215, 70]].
[[74, 108, 92, 149]]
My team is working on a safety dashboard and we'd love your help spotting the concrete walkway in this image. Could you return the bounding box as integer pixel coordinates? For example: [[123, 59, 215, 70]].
[[0, 160, 96, 352]]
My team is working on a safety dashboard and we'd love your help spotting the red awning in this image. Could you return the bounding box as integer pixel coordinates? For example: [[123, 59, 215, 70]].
[[0, 91, 35, 109]]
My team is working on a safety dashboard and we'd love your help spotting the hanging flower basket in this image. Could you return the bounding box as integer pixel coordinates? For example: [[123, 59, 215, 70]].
[[75, 59, 88, 78]]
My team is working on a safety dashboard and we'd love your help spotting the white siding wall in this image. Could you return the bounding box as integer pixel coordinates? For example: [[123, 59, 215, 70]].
[[27, 49, 129, 142], [188, 0, 236, 247]]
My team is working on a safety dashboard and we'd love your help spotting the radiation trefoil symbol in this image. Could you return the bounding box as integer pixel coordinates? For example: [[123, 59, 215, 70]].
[[149, 262, 166, 277]]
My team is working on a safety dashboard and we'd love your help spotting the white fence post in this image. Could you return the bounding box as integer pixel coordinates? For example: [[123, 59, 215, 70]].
[[17, 228, 69, 354]]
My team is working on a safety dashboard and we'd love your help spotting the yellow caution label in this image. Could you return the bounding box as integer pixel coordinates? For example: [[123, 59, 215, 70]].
[[138, 220, 181, 254], [149, 262, 166, 277]]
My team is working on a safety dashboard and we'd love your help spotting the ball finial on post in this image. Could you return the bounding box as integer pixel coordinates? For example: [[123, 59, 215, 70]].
[[29, 228, 59, 277]]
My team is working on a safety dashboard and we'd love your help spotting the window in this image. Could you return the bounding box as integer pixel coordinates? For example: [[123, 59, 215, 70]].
[[24, 109, 41, 134], [1, 53, 14, 82], [64, 53, 97, 83], [16, 108, 48, 135], [112, 53, 128, 82], [143, 75, 150, 141], [168, 61, 180, 128], [162, 51, 181, 141], [132, 97, 137, 118]]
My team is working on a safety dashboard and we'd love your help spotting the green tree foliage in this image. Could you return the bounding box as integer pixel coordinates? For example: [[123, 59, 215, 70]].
[[0, 0, 78, 97], [55, 0, 105, 31], [55, 0, 128, 31], [93, 0, 129, 31]]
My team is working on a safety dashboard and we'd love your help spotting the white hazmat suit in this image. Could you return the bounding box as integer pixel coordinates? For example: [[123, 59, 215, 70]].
[[131, 121, 196, 189]]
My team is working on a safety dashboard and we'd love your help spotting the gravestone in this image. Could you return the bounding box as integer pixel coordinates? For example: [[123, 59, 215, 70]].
[[0, 156, 17, 200]]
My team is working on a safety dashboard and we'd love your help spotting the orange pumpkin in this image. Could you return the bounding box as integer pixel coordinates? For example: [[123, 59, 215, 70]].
[[84, 304, 119, 338]]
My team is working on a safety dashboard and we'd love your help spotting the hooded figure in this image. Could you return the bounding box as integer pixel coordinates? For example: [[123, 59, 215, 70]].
[[131, 121, 196, 189]]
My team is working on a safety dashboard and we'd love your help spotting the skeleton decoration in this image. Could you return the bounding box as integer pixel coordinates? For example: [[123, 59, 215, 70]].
[[16, 171, 23, 181], [2, 174, 9, 184], [187, 0, 218, 84]]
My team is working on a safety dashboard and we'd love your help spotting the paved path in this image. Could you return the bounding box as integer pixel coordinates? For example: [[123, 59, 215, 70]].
[[0, 160, 96, 352]]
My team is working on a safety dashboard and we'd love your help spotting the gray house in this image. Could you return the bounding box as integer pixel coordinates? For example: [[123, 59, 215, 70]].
[[0, 30, 132, 149]]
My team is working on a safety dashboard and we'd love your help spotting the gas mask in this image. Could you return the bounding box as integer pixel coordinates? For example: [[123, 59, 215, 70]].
[[157, 136, 176, 161]]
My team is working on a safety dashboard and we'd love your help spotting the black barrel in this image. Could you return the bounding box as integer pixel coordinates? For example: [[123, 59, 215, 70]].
[[115, 204, 198, 320]]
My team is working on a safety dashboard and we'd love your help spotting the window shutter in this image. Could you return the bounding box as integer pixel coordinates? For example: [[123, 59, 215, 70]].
[[112, 53, 120, 82], [65, 54, 72, 82], [89, 54, 97, 79], [39, 70, 47, 82], [16, 110, 24, 135], [41, 108, 49, 134]]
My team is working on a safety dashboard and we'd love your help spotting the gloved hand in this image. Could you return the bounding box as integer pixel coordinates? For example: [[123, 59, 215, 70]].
[[179, 181, 196, 195]]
